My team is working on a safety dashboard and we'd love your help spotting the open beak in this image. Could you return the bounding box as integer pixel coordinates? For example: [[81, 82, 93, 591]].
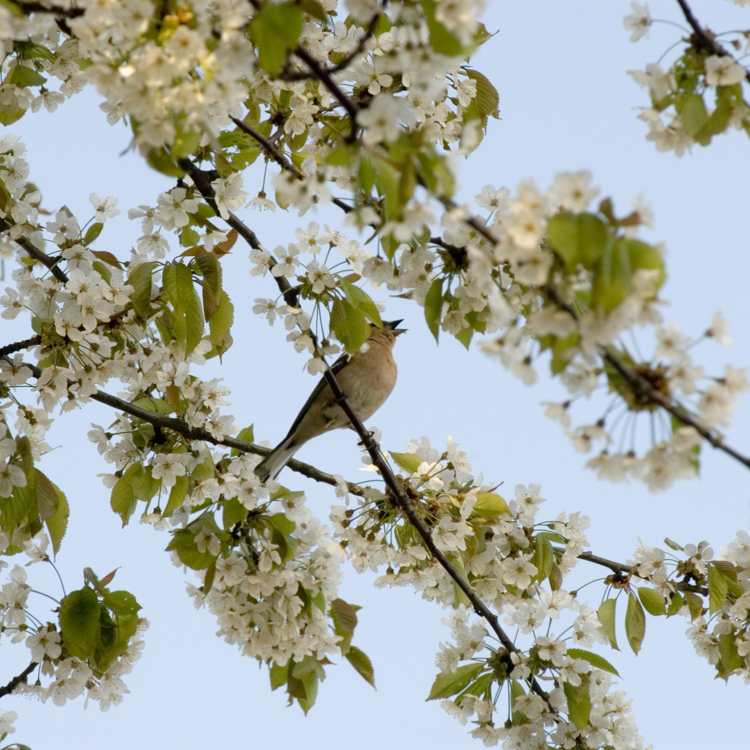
[[385, 319, 406, 336]]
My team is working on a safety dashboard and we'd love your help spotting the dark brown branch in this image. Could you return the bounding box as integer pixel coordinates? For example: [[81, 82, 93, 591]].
[[178, 158, 299, 308], [15, 359, 365, 497], [573, 550, 708, 596], [283, 10, 381, 81], [293, 45, 361, 125], [0, 661, 36, 699], [675, 0, 750, 83], [229, 118, 305, 178], [0, 217, 68, 284], [318, 355, 551, 704], [600, 346, 750, 470], [540, 284, 750, 472], [16, 1, 83, 17], [0, 336, 41, 357]]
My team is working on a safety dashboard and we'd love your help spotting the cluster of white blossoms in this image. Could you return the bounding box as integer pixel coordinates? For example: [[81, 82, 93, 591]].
[[0, 534, 147, 712], [627, 534, 750, 683], [183, 486, 345, 668], [623, 3, 750, 156], [329, 435, 657, 747]]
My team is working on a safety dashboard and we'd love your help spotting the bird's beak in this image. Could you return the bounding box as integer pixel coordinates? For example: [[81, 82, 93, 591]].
[[385, 319, 406, 336]]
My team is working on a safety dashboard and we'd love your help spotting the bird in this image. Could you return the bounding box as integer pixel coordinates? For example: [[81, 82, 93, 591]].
[[255, 320, 405, 483]]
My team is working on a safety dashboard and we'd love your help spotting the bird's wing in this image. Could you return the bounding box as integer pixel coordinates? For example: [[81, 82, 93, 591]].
[[281, 353, 350, 440]]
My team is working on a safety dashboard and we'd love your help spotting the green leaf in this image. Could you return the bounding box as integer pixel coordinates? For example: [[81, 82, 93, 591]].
[[466, 69, 499, 119], [332, 299, 370, 355], [146, 147, 186, 178], [695, 88, 733, 144], [424, 277, 443, 342], [163, 473, 189, 516], [339, 278, 383, 326], [677, 93, 709, 137], [389, 451, 422, 474], [83, 222, 103, 246], [194, 249, 221, 295], [345, 645, 376, 688], [717, 632, 744, 680], [546, 212, 608, 270], [0, 0, 22, 16], [184, 285, 205, 356], [209, 290, 234, 347], [421, 0, 464, 56], [592, 237, 632, 312], [110, 474, 137, 527], [165, 529, 217, 570], [566, 648, 620, 677], [251, 2, 303, 75], [60, 587, 101, 658], [625, 238, 666, 292], [270, 661, 288, 691], [44, 480, 69, 556], [708, 563, 729, 613], [163, 262, 194, 317], [427, 663, 484, 700], [625, 592, 646, 655], [638, 586, 667, 616], [666, 591, 683, 617], [7, 65, 47, 88], [510, 680, 526, 724], [532, 535, 554, 581], [473, 491, 509, 519], [563, 674, 591, 730], [132, 397, 174, 415], [598, 598, 619, 650], [0, 100, 25, 127], [128, 262, 157, 320], [331, 598, 358, 632], [684, 591, 704, 621], [34, 469, 58, 522], [222, 497, 247, 529]]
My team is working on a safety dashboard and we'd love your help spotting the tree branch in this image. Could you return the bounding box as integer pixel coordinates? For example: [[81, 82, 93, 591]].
[[0, 217, 68, 284], [229, 118, 306, 179], [0, 661, 36, 699], [15, 1, 84, 17], [675, 0, 750, 83], [293, 45, 361, 126], [572, 550, 709, 596], [282, 10, 382, 82], [15, 359, 366, 498], [317, 355, 551, 703], [599, 345, 750, 470], [177, 158, 300, 308], [0, 336, 41, 358]]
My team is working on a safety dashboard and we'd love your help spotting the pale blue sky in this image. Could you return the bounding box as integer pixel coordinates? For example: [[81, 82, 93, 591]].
[[4, 2, 750, 748]]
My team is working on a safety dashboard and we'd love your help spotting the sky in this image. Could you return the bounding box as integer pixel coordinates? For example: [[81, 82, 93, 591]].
[[3, 1, 750, 748]]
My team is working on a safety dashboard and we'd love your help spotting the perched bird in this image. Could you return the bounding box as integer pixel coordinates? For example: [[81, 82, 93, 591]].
[[255, 320, 405, 482]]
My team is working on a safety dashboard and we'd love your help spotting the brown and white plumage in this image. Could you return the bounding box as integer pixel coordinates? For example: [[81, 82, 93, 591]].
[[255, 320, 405, 483]]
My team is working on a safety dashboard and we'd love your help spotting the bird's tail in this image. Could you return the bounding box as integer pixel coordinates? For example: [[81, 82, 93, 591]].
[[255, 435, 303, 483]]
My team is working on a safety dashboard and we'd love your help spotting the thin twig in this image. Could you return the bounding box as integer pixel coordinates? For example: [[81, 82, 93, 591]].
[[283, 10, 382, 81], [0, 336, 41, 358], [16, 1, 83, 17], [541, 284, 750, 471], [229, 118, 305, 178], [293, 45, 361, 125], [573, 550, 708, 595], [675, 0, 750, 83], [0, 217, 68, 284], [177, 158, 300, 308], [0, 661, 36, 699]]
